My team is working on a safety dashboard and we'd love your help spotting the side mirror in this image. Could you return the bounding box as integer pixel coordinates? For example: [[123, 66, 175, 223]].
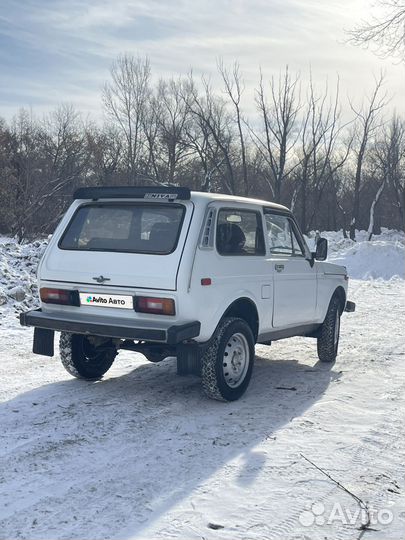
[[312, 237, 328, 261]]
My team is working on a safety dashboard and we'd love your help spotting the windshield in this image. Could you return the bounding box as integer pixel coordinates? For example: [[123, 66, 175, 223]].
[[59, 203, 185, 255]]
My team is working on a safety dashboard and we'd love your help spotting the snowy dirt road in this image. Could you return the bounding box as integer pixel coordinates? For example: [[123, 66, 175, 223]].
[[0, 279, 404, 540]]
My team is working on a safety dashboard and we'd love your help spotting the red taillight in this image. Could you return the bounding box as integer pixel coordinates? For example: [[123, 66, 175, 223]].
[[201, 278, 212, 286], [40, 288, 79, 306], [135, 296, 175, 316]]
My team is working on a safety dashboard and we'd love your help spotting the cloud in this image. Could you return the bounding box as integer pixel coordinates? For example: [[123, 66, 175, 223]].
[[0, 0, 403, 120]]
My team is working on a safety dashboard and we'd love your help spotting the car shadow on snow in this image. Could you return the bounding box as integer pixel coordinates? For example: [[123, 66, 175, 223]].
[[0, 349, 339, 539]]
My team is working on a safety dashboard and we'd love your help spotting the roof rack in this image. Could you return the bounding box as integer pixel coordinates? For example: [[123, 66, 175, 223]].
[[73, 186, 191, 201]]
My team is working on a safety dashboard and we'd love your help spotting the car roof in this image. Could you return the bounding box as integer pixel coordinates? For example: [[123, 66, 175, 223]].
[[72, 185, 290, 212], [190, 191, 290, 212]]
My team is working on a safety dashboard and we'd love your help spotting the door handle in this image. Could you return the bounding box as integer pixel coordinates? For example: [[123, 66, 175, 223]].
[[275, 264, 285, 272]]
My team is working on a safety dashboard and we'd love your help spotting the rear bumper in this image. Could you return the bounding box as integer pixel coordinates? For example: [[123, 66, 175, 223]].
[[20, 309, 201, 345]]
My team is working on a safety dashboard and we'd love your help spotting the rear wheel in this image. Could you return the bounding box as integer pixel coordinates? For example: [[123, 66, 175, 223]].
[[317, 296, 341, 363], [202, 317, 255, 401], [59, 332, 117, 380]]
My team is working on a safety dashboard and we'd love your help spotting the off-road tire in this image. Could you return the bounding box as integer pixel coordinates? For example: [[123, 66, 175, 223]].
[[201, 317, 255, 402], [317, 296, 341, 363], [59, 332, 117, 380]]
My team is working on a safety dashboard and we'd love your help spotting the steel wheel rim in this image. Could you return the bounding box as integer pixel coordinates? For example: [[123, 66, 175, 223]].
[[222, 332, 250, 388]]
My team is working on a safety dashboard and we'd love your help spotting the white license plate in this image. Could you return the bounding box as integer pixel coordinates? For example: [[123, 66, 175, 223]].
[[80, 293, 133, 310]]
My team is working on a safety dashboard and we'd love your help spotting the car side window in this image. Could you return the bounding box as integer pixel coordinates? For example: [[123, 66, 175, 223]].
[[264, 212, 305, 257], [216, 209, 265, 256]]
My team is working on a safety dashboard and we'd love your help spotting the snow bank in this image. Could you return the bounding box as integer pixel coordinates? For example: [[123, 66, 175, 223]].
[[305, 228, 405, 281], [328, 239, 405, 280], [0, 238, 47, 312]]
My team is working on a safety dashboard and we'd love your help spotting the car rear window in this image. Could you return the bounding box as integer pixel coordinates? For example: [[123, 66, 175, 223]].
[[59, 203, 185, 254]]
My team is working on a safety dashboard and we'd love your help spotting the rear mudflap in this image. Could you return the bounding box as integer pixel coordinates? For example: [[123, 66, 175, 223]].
[[33, 328, 55, 356]]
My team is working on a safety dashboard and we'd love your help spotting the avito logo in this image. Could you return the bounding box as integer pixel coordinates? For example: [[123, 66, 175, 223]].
[[88, 296, 108, 304]]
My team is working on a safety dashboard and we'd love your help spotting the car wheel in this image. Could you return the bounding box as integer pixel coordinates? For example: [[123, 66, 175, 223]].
[[317, 296, 341, 363], [59, 332, 117, 380], [202, 317, 255, 401]]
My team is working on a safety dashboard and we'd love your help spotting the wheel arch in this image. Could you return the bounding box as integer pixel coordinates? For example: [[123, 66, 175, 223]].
[[222, 297, 259, 341], [332, 286, 346, 314]]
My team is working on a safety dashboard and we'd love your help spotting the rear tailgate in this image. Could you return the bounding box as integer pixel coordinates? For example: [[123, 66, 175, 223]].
[[40, 199, 193, 291]]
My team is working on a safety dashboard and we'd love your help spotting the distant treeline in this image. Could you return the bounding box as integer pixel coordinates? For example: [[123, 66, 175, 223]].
[[0, 55, 404, 242]]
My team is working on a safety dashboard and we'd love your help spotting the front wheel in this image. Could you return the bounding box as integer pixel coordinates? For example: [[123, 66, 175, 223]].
[[59, 332, 117, 380], [317, 296, 341, 363], [202, 317, 255, 401]]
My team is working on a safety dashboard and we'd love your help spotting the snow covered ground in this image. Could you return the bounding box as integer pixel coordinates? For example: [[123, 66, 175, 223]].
[[0, 231, 404, 539]]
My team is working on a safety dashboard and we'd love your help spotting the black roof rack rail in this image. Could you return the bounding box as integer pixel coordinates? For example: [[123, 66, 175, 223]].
[[73, 186, 191, 201]]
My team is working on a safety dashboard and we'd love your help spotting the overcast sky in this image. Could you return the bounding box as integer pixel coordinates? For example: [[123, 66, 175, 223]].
[[0, 0, 404, 121]]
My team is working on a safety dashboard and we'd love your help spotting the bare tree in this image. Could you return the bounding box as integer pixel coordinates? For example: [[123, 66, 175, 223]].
[[347, 0, 405, 61], [368, 114, 405, 238], [102, 54, 150, 184], [253, 66, 300, 202], [349, 74, 387, 240], [85, 122, 123, 185], [1, 57, 405, 238], [0, 118, 17, 233], [3, 105, 86, 241], [7, 108, 43, 242], [185, 75, 238, 194], [34, 104, 87, 233], [218, 60, 249, 195], [146, 78, 191, 185], [386, 116, 405, 224], [297, 77, 352, 232], [181, 92, 224, 192]]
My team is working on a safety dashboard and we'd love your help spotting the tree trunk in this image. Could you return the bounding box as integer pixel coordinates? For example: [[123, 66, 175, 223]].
[[338, 204, 348, 238], [301, 176, 308, 233], [350, 162, 362, 240], [290, 187, 298, 213], [367, 180, 385, 240]]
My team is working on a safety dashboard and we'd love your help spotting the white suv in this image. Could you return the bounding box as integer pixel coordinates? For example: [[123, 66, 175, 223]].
[[20, 186, 355, 401]]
